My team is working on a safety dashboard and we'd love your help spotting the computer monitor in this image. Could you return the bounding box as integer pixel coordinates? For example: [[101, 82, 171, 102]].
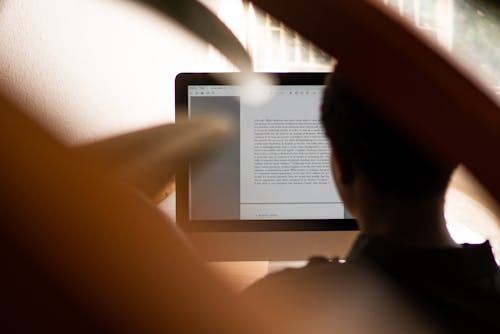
[[175, 73, 358, 260]]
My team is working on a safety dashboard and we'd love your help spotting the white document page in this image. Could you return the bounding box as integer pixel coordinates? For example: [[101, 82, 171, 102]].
[[240, 86, 343, 219]]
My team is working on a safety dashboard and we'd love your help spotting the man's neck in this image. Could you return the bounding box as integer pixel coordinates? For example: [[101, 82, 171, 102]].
[[356, 194, 458, 248]]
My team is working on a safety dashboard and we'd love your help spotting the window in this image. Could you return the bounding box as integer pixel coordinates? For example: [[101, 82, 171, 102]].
[[202, 0, 333, 72]]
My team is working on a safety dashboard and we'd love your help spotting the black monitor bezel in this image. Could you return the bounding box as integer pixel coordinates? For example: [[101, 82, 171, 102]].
[[175, 72, 358, 232]]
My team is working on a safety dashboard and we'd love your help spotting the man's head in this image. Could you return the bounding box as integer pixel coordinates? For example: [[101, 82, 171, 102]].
[[321, 66, 455, 210]]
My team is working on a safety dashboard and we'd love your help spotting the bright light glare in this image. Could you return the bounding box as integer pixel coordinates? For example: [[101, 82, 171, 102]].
[[445, 187, 500, 262], [238, 72, 278, 106]]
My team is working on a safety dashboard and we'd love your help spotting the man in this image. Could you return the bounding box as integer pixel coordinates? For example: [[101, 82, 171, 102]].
[[245, 66, 500, 333]]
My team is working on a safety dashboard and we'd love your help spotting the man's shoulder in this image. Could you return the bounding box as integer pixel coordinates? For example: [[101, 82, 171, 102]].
[[243, 257, 372, 304], [243, 238, 500, 333], [242, 257, 444, 333]]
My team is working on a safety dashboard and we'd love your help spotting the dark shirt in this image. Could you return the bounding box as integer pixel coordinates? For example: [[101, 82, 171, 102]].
[[348, 234, 500, 333], [245, 234, 500, 333]]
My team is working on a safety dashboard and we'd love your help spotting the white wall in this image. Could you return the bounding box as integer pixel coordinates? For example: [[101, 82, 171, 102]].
[[0, 0, 211, 145]]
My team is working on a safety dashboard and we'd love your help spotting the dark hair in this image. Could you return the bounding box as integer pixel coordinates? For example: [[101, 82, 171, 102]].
[[321, 66, 454, 197]]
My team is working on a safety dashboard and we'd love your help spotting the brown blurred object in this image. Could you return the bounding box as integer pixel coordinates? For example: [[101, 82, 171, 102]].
[[77, 118, 230, 202], [0, 0, 273, 332], [154, 174, 176, 203], [0, 91, 299, 333]]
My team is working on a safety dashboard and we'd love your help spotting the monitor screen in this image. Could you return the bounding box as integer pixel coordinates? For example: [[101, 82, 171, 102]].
[[176, 73, 356, 232]]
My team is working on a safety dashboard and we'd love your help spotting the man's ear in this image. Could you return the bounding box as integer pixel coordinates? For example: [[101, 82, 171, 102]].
[[330, 145, 355, 185]]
